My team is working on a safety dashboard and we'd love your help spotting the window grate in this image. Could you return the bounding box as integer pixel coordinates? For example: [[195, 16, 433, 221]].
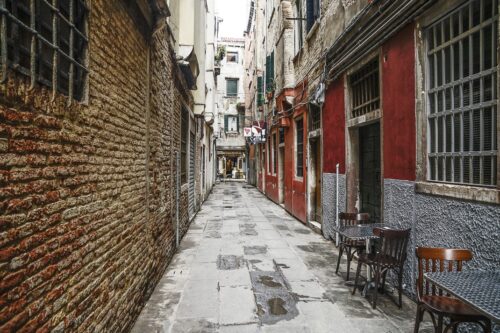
[[310, 103, 321, 130], [349, 59, 380, 118], [426, 0, 498, 187], [1, 0, 88, 101], [296, 118, 304, 177]]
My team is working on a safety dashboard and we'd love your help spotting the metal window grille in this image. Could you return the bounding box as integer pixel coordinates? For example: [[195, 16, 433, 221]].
[[181, 108, 188, 184], [349, 59, 380, 118], [279, 127, 285, 144], [226, 78, 238, 97], [0, 0, 88, 101], [296, 118, 304, 177], [426, 0, 498, 186], [310, 103, 321, 130]]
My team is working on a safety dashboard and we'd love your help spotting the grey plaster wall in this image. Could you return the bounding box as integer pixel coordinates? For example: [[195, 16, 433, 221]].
[[322, 173, 347, 240], [384, 178, 500, 299]]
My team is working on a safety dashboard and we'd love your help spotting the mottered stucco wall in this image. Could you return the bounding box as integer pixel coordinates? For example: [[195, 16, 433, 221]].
[[322, 173, 346, 240], [384, 179, 500, 299], [0, 2, 192, 332]]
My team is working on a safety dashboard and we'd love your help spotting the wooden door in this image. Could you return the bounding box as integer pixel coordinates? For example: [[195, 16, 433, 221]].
[[359, 123, 381, 222]]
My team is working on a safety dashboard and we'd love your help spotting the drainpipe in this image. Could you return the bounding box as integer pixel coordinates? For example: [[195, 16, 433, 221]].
[[176, 152, 180, 248], [335, 163, 339, 246]]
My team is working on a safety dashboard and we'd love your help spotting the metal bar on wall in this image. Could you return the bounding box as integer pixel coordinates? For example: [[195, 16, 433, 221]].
[[176, 151, 180, 248]]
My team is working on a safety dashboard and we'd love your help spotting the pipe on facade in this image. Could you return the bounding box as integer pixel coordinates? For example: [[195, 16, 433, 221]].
[[326, 0, 435, 81]]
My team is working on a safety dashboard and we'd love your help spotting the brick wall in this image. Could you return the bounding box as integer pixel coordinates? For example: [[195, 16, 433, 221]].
[[0, 2, 192, 332]]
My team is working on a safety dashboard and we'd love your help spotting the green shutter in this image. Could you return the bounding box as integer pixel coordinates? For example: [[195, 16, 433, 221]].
[[270, 51, 274, 81], [224, 115, 228, 132], [257, 76, 264, 106]]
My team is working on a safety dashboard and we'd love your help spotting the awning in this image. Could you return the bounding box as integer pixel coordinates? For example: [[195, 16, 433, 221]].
[[177, 45, 200, 90]]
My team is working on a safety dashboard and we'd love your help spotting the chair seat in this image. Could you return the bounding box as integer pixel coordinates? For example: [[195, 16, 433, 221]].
[[358, 253, 399, 267], [421, 295, 486, 318], [342, 239, 366, 248]]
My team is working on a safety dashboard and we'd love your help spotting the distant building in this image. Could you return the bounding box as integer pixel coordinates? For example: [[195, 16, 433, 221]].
[[215, 38, 247, 179]]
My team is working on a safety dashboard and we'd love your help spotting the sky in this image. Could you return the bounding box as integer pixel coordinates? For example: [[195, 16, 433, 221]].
[[215, 0, 251, 38]]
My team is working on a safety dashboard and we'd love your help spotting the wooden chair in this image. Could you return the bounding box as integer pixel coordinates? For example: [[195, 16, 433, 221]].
[[352, 227, 411, 309], [414, 247, 492, 333], [334, 212, 371, 281]]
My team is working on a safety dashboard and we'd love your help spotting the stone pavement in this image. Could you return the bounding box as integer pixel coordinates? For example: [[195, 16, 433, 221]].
[[132, 182, 429, 333]]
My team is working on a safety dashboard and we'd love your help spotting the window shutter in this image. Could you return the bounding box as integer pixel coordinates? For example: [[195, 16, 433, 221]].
[[306, 0, 314, 31], [270, 51, 274, 84], [237, 115, 240, 132], [224, 115, 228, 132], [257, 76, 264, 106]]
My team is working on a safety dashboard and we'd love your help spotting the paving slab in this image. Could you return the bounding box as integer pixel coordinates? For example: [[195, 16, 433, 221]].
[[132, 182, 424, 333]]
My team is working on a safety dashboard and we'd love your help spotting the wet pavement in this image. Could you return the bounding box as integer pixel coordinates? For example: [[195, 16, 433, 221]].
[[132, 182, 430, 333]]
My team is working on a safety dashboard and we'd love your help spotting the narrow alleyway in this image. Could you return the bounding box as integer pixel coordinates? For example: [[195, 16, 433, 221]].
[[132, 182, 424, 333]]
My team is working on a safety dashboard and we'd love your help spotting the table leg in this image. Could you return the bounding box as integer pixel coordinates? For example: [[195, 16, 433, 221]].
[[361, 239, 372, 297], [366, 239, 371, 282]]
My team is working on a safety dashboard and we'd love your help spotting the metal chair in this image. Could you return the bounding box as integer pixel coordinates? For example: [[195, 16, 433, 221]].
[[352, 227, 411, 309], [414, 247, 492, 333], [334, 212, 371, 281]]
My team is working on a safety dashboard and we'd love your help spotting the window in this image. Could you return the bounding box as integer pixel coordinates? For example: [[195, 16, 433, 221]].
[[296, 118, 304, 177], [226, 78, 238, 97], [279, 127, 285, 144], [224, 115, 239, 132], [273, 133, 278, 174], [181, 108, 189, 184], [266, 141, 270, 174], [226, 51, 238, 63], [426, 0, 498, 186], [294, 0, 303, 54], [310, 103, 321, 130], [257, 76, 265, 106], [349, 59, 380, 118], [265, 51, 274, 91], [2, 0, 88, 100], [306, 0, 320, 32]]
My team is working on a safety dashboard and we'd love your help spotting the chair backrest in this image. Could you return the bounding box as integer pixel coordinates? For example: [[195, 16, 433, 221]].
[[415, 247, 473, 300], [374, 228, 411, 266], [338, 212, 370, 228]]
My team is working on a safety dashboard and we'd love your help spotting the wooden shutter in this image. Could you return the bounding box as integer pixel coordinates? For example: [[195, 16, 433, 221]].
[[224, 115, 228, 132]]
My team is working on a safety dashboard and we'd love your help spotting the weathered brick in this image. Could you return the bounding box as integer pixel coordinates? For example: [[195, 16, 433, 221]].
[[0, 1, 197, 332]]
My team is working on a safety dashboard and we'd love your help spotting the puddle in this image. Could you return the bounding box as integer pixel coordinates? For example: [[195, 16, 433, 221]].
[[216, 255, 245, 270], [259, 276, 282, 288], [294, 228, 311, 234], [268, 298, 287, 315], [276, 225, 289, 231], [244, 246, 267, 255]]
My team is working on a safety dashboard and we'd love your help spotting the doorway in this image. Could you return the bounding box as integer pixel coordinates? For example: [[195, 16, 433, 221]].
[[359, 123, 381, 223], [309, 139, 322, 222], [278, 146, 285, 204]]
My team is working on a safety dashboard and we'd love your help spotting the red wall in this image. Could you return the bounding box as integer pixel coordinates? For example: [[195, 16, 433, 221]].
[[323, 78, 346, 174], [265, 129, 280, 203], [382, 24, 416, 181], [269, 87, 307, 223]]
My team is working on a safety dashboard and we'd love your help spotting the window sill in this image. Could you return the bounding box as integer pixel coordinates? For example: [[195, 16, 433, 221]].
[[415, 181, 499, 205], [305, 20, 320, 42]]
